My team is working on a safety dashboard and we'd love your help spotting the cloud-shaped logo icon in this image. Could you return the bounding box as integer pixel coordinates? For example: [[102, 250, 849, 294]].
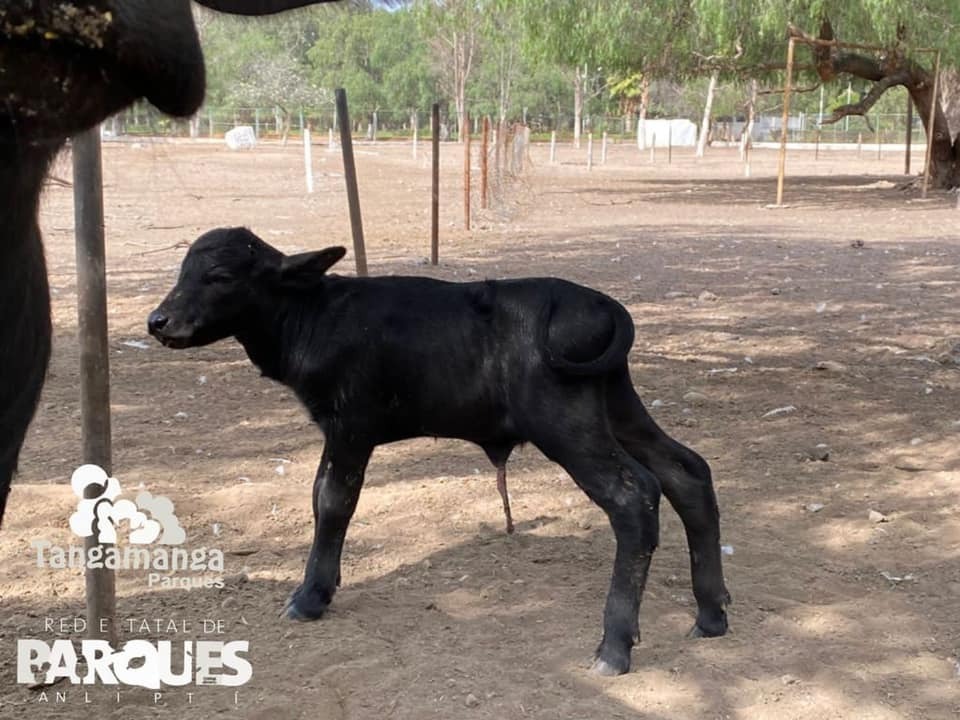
[[68, 464, 185, 546], [134, 492, 186, 545]]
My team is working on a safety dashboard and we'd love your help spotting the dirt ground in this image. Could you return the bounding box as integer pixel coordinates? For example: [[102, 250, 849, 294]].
[[1, 137, 959, 719]]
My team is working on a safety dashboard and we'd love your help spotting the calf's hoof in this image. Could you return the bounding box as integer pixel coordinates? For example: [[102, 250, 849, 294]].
[[590, 640, 631, 676], [590, 656, 629, 677], [281, 584, 332, 621], [688, 605, 729, 639]]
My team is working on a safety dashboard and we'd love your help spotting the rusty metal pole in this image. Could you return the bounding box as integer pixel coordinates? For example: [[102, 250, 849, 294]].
[[463, 111, 471, 231], [72, 126, 117, 646], [335, 88, 367, 276], [776, 37, 796, 206], [922, 51, 940, 199], [431, 103, 439, 265]]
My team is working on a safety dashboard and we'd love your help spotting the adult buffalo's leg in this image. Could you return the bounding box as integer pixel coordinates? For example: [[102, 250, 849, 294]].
[[606, 368, 730, 639], [529, 393, 661, 676], [283, 441, 372, 621], [0, 160, 53, 527]]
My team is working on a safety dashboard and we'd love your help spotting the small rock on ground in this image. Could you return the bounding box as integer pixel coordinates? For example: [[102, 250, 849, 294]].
[[868, 509, 889, 523], [814, 360, 846, 372]]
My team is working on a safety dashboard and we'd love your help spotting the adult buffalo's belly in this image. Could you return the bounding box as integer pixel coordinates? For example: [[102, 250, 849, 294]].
[[193, 0, 329, 14]]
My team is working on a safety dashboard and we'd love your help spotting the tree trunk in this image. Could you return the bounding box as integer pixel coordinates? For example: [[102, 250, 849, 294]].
[[636, 76, 649, 150], [281, 111, 290, 146], [498, 45, 514, 126], [428, 7, 478, 146], [696, 71, 718, 158], [573, 64, 585, 149], [792, 20, 959, 187], [938, 68, 960, 141], [451, 28, 475, 144], [741, 79, 757, 159]]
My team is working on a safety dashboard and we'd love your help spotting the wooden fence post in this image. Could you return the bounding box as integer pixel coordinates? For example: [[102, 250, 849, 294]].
[[904, 96, 913, 175], [72, 126, 117, 647], [775, 36, 796, 206], [431, 103, 440, 265], [481, 117, 490, 210], [303, 125, 314, 194], [463, 111, 471, 231], [413, 111, 419, 160], [335, 89, 368, 277]]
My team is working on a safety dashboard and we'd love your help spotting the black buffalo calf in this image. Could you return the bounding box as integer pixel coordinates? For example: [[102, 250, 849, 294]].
[[148, 227, 730, 675]]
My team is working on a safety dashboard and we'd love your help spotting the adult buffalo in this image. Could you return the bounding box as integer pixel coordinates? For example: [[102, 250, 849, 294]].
[[0, 0, 334, 524]]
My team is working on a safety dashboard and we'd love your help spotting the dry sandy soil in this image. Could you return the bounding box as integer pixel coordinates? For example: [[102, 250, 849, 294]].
[[1, 137, 959, 719]]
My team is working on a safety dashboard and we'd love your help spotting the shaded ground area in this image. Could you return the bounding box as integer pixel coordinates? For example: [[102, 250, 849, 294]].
[[1, 141, 959, 718]]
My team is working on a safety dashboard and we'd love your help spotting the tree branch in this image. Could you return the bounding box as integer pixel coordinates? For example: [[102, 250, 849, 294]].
[[756, 82, 821, 97], [819, 69, 912, 125]]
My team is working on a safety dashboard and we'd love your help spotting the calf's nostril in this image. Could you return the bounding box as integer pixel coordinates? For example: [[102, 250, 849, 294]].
[[148, 312, 169, 333]]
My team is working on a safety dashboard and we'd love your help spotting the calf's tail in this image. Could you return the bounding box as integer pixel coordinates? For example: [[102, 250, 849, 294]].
[[541, 290, 635, 377]]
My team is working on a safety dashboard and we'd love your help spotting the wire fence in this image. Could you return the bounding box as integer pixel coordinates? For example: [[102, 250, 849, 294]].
[[103, 102, 926, 149]]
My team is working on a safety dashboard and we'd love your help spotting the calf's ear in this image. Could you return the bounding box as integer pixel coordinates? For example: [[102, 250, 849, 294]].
[[277, 247, 347, 290]]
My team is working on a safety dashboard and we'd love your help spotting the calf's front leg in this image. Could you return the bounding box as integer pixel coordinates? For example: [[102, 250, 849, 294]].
[[283, 442, 372, 621]]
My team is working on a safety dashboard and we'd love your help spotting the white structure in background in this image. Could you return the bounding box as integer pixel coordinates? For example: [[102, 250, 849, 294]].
[[640, 119, 697, 147], [225, 126, 257, 150], [721, 115, 805, 143]]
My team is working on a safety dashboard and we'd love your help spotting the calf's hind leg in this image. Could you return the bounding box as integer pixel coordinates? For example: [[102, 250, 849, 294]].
[[532, 417, 661, 676], [607, 369, 730, 638], [284, 442, 372, 621]]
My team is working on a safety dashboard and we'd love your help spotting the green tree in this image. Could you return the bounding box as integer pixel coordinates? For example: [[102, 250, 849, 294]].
[[415, 0, 485, 142], [682, 1, 960, 186], [512, 0, 685, 147], [308, 7, 436, 131], [467, 1, 568, 128], [514, 0, 960, 183], [200, 9, 330, 136]]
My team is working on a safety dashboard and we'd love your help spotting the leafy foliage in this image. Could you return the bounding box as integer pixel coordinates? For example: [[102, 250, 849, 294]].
[[194, 0, 960, 128], [308, 8, 436, 113]]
